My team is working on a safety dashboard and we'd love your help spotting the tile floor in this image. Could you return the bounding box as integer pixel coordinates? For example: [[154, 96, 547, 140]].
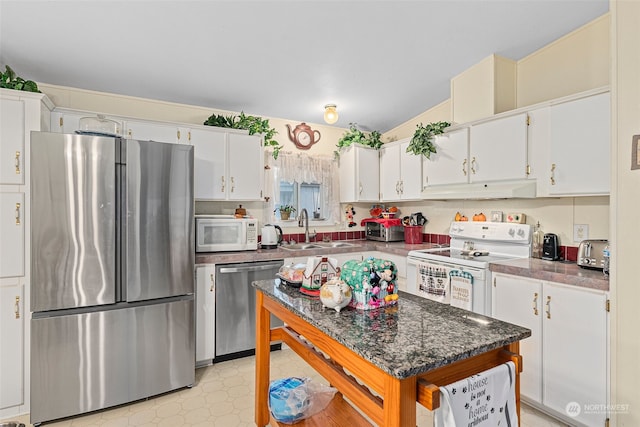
[[3, 348, 569, 426]]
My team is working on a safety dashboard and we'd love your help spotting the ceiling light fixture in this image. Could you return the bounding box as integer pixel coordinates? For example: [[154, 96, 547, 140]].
[[324, 104, 338, 124]]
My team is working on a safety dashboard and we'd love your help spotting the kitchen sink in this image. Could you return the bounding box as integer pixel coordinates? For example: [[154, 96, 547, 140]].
[[280, 241, 360, 251]]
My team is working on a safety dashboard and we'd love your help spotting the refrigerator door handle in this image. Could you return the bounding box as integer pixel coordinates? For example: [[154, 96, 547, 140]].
[[218, 264, 283, 274]]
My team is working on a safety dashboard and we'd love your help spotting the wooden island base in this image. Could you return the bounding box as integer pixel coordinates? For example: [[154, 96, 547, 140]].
[[256, 290, 524, 427]]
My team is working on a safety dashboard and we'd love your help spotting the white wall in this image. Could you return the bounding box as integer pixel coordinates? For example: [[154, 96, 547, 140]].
[[611, 0, 640, 424]]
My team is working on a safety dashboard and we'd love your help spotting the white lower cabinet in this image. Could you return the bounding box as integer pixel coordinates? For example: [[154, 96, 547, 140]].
[[492, 273, 608, 426], [195, 265, 215, 364], [0, 281, 24, 410]]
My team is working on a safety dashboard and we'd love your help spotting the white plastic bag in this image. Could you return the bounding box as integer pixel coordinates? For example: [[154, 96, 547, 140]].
[[268, 377, 338, 424]]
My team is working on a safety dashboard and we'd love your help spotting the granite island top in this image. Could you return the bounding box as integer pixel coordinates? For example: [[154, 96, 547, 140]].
[[490, 257, 609, 292], [252, 279, 531, 379]]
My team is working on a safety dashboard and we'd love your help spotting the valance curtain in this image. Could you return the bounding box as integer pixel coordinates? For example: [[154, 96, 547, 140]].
[[263, 151, 341, 224]]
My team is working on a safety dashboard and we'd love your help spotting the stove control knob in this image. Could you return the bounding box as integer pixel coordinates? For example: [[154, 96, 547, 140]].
[[508, 228, 515, 236], [517, 228, 525, 237]]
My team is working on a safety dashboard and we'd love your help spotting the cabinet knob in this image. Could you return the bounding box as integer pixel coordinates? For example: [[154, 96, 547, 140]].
[[532, 292, 539, 316], [15, 151, 21, 175], [545, 295, 551, 319], [14, 296, 20, 319], [15, 203, 21, 225]]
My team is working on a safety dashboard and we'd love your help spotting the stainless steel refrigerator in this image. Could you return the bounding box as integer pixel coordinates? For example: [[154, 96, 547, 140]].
[[29, 132, 195, 424]]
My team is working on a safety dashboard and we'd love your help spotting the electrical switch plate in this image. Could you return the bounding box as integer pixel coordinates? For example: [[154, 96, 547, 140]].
[[573, 224, 589, 242]]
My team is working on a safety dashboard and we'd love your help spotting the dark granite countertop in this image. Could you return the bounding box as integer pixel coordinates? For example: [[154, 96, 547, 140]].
[[490, 258, 609, 292], [253, 279, 531, 379], [196, 240, 440, 265]]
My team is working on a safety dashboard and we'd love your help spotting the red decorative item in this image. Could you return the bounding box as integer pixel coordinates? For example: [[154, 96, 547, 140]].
[[360, 218, 402, 228]]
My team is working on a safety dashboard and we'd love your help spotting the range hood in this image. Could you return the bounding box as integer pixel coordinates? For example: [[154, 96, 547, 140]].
[[421, 180, 537, 200]]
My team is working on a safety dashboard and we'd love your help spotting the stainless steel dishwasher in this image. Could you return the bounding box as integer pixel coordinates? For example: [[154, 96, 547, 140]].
[[215, 260, 284, 361]]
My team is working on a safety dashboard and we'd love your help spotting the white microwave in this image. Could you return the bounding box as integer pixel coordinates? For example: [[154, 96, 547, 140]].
[[195, 215, 258, 252]]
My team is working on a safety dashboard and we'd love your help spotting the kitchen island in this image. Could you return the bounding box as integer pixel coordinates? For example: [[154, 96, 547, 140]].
[[253, 280, 531, 427]]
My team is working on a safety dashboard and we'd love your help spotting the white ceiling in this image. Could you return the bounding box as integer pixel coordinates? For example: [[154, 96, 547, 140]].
[[0, 0, 608, 132]]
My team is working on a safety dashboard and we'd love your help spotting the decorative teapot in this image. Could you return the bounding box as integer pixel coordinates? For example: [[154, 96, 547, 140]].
[[319, 278, 352, 313], [286, 123, 321, 150]]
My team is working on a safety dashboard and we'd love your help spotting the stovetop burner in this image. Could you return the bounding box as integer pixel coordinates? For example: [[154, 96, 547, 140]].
[[408, 222, 533, 268]]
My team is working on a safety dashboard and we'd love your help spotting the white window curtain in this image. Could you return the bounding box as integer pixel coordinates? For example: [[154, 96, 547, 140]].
[[263, 150, 340, 224]]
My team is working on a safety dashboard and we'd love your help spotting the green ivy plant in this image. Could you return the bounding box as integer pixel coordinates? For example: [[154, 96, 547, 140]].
[[335, 123, 383, 157], [406, 121, 451, 158], [204, 111, 283, 159], [0, 65, 40, 93]]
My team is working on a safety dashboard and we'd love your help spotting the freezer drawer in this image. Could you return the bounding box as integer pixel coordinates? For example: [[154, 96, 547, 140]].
[[30, 298, 195, 424]]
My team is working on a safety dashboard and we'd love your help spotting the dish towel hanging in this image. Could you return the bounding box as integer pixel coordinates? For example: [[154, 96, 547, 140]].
[[449, 270, 473, 311], [435, 361, 518, 427], [416, 261, 450, 305]]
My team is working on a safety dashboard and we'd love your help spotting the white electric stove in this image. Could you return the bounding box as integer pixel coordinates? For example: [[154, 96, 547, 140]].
[[406, 222, 532, 315]]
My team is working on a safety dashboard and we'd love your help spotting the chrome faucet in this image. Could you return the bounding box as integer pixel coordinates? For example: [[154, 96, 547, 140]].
[[298, 208, 316, 243]]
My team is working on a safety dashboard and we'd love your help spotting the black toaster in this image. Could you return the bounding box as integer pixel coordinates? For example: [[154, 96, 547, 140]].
[[542, 233, 560, 261]]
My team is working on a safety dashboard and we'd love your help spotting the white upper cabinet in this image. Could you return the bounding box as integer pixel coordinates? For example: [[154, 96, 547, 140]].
[[529, 90, 610, 197], [227, 133, 263, 201], [192, 130, 263, 201], [422, 128, 469, 187], [469, 113, 529, 182], [0, 193, 24, 278], [192, 128, 226, 200], [548, 92, 610, 196], [124, 119, 182, 143], [339, 144, 380, 203], [379, 138, 422, 201], [0, 98, 25, 185]]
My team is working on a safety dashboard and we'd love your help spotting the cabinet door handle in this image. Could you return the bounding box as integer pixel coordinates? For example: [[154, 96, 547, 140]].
[[209, 273, 215, 292], [230, 176, 235, 193], [545, 295, 551, 319], [462, 159, 467, 176], [188, 131, 191, 142], [15, 296, 20, 319], [471, 157, 477, 174], [127, 129, 132, 138], [359, 182, 363, 195], [532, 292, 539, 316], [400, 181, 404, 194], [395, 181, 400, 194], [221, 176, 225, 192], [15, 203, 21, 225], [15, 151, 21, 175], [550, 163, 556, 185]]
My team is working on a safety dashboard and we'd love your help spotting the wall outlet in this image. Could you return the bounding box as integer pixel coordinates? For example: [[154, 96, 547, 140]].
[[573, 224, 589, 242]]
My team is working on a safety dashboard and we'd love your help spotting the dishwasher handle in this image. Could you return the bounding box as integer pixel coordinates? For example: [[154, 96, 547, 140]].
[[218, 263, 283, 274]]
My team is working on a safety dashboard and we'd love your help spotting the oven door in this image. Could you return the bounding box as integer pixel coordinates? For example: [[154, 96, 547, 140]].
[[406, 256, 489, 315]]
